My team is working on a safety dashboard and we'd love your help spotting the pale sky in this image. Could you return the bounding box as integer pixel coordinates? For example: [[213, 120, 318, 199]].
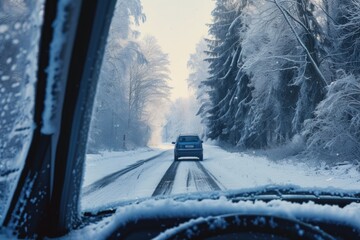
[[137, 0, 214, 101]]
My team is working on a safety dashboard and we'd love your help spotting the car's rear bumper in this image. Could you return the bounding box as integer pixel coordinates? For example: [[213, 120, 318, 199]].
[[175, 149, 203, 158]]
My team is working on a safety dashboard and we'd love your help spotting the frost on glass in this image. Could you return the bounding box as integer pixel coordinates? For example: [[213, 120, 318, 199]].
[[0, 0, 44, 223]]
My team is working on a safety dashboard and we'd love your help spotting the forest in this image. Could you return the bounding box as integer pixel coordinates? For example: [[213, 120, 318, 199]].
[[189, 0, 360, 163], [87, 0, 171, 152], [88, 0, 360, 164]]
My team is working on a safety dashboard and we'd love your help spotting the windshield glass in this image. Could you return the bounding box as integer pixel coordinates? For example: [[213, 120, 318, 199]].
[[81, 0, 360, 212], [0, 0, 44, 223]]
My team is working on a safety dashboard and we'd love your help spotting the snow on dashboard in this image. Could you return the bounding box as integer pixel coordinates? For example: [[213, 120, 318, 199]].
[[65, 196, 360, 239]]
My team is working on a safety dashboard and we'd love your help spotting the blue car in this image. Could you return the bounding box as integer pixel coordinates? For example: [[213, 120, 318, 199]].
[[172, 135, 203, 161]]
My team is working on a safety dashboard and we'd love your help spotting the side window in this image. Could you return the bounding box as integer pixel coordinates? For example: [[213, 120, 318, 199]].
[[0, 0, 44, 223]]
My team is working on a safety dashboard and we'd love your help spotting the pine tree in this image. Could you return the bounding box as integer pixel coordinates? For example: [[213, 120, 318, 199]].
[[204, 0, 245, 142]]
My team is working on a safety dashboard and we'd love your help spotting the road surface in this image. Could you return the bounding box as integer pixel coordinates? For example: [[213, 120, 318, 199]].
[[81, 144, 359, 211], [81, 148, 225, 210]]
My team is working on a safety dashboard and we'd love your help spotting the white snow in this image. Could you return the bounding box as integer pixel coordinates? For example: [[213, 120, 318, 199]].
[[81, 146, 173, 210], [82, 147, 165, 187], [68, 197, 360, 239], [0, 24, 9, 33], [41, 0, 71, 134], [201, 144, 360, 191], [0, 0, 44, 226], [1, 75, 10, 81], [14, 23, 21, 30], [81, 143, 359, 212]]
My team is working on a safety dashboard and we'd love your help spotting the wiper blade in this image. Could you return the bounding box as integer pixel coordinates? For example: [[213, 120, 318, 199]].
[[83, 208, 116, 217], [224, 185, 360, 206]]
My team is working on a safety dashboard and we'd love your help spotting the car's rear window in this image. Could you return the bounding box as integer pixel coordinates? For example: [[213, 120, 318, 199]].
[[178, 136, 200, 142]]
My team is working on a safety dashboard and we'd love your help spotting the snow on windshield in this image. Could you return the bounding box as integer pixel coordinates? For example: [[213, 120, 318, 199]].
[[0, 0, 44, 223], [41, 0, 71, 134], [82, 0, 360, 212]]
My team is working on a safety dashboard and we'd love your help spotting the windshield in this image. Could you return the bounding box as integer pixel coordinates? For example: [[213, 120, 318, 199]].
[[0, 0, 44, 224], [81, 0, 360, 212]]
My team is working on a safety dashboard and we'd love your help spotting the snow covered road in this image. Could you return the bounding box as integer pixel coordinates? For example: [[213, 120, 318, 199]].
[[81, 146, 224, 210], [81, 144, 360, 211], [152, 160, 221, 196]]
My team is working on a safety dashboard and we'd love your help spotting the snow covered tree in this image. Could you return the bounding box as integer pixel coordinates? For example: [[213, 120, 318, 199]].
[[163, 98, 204, 142], [325, 0, 360, 75], [202, 0, 330, 148], [89, 34, 171, 151], [302, 0, 360, 163], [187, 39, 210, 138], [304, 74, 360, 162], [204, 0, 247, 143], [125, 36, 171, 146], [245, 0, 327, 147], [187, 39, 209, 104], [87, 0, 145, 152]]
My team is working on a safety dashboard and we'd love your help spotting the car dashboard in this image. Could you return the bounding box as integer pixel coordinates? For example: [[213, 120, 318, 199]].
[[78, 188, 360, 240]]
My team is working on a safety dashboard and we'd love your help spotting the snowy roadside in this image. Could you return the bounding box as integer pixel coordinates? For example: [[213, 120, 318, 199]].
[[82, 147, 167, 187], [201, 144, 360, 191]]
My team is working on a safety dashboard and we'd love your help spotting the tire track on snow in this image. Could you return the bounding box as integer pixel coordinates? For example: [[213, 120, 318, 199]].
[[193, 161, 221, 191], [82, 151, 167, 196], [152, 161, 180, 196]]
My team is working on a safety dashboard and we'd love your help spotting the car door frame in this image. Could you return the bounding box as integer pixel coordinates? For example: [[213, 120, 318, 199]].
[[3, 0, 117, 238]]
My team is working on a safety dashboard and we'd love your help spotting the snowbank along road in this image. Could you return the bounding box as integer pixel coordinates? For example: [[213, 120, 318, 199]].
[[81, 144, 359, 211]]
